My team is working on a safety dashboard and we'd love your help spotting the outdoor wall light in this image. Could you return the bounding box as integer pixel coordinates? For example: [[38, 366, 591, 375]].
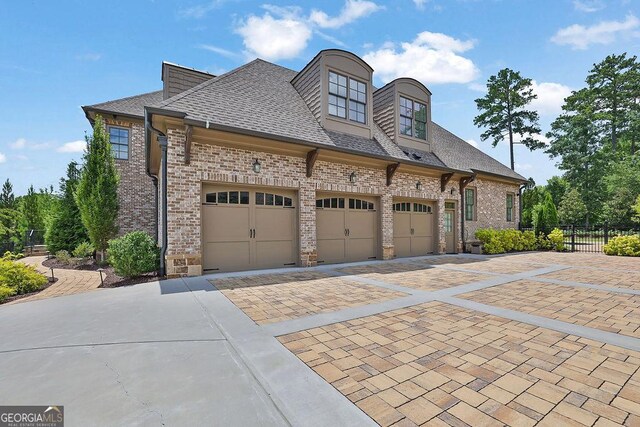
[[416, 181, 422, 191], [450, 188, 455, 195], [252, 159, 262, 174], [349, 172, 357, 183]]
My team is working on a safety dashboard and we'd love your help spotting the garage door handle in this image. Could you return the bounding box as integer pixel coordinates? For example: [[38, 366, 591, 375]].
[[347, 229, 350, 236]]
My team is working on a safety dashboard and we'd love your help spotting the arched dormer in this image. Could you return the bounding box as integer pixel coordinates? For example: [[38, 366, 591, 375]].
[[373, 77, 433, 151], [293, 49, 375, 139]]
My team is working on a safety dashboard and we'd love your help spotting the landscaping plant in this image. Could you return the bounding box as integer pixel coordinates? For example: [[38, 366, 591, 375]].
[[107, 231, 159, 278], [475, 229, 537, 254], [55, 250, 71, 264], [0, 258, 48, 302], [72, 241, 94, 259], [604, 235, 640, 257], [75, 115, 119, 259]]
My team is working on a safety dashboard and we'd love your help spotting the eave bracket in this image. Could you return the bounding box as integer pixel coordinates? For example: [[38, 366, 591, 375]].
[[440, 173, 454, 192], [459, 174, 476, 192], [386, 163, 400, 186], [306, 149, 319, 178]]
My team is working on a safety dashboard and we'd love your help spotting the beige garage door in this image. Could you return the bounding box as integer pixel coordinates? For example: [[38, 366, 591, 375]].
[[393, 200, 435, 258], [316, 194, 378, 264], [202, 186, 297, 272]]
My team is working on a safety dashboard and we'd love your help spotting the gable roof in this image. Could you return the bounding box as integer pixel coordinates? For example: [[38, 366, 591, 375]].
[[83, 90, 163, 119]]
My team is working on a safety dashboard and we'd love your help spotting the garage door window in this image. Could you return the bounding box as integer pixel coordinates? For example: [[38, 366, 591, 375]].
[[256, 192, 293, 207], [316, 197, 345, 209], [204, 191, 249, 204], [393, 202, 411, 212], [414, 203, 432, 213], [349, 198, 374, 210]]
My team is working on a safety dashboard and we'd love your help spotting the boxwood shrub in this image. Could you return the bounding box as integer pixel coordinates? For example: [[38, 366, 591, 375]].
[[604, 235, 640, 257], [0, 258, 48, 302], [475, 228, 563, 254], [107, 231, 159, 278]]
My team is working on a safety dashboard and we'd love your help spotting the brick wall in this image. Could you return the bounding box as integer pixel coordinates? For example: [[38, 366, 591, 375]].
[[164, 127, 519, 276], [106, 120, 156, 238], [464, 177, 520, 241]]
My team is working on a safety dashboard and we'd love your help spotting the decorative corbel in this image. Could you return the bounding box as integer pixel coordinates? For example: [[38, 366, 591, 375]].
[[306, 149, 319, 178], [386, 163, 400, 186], [440, 173, 454, 192], [459, 174, 476, 192]]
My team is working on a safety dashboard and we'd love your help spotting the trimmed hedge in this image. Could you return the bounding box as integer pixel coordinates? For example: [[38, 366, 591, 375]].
[[604, 235, 640, 257], [475, 228, 565, 254]]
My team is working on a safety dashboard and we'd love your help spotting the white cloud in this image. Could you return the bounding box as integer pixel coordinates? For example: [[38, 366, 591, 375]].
[[57, 140, 85, 153], [309, 0, 382, 29], [10, 138, 26, 149], [362, 31, 480, 84], [198, 44, 241, 59], [413, 0, 429, 10], [178, 0, 224, 18], [467, 82, 486, 92], [551, 14, 639, 50], [234, 1, 381, 61], [466, 139, 479, 148], [531, 81, 573, 117], [0, 152, 5, 163], [516, 163, 533, 171], [573, 0, 605, 12], [236, 13, 313, 61]]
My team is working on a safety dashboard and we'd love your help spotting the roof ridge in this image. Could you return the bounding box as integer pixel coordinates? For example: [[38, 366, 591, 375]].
[[88, 89, 162, 107], [159, 59, 264, 109]]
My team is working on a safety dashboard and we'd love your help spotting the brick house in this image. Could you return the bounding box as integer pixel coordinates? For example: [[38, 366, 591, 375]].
[[83, 49, 525, 277]]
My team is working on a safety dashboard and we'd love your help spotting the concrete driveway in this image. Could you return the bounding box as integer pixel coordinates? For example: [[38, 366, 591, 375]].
[[2, 252, 640, 426]]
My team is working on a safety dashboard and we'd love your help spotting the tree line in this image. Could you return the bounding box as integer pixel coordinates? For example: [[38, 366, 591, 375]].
[[474, 53, 640, 227]]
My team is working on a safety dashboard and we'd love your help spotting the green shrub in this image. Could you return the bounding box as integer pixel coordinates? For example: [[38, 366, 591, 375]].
[[1, 251, 24, 261], [56, 250, 71, 264], [107, 231, 159, 278], [72, 241, 94, 258], [547, 228, 565, 251], [604, 235, 640, 256], [0, 259, 48, 301], [475, 228, 539, 254]]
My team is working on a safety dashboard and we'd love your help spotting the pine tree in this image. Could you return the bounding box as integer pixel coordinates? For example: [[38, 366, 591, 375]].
[[21, 185, 44, 231], [45, 161, 89, 253], [0, 179, 15, 210], [75, 116, 119, 256], [474, 68, 544, 170]]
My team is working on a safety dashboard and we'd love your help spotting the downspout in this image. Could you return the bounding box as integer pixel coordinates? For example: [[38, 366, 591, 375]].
[[460, 187, 465, 253], [158, 136, 169, 277]]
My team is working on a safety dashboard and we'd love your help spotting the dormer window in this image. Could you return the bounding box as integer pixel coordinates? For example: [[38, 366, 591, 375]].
[[399, 96, 427, 140], [328, 71, 366, 124]]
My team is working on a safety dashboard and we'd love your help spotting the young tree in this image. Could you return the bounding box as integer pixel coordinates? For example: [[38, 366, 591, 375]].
[[20, 185, 44, 231], [76, 116, 119, 257], [545, 176, 569, 208], [521, 185, 547, 228], [603, 187, 635, 226], [533, 193, 558, 236], [0, 179, 15, 210], [558, 188, 587, 225], [586, 53, 640, 153], [45, 161, 89, 253], [474, 68, 544, 170]]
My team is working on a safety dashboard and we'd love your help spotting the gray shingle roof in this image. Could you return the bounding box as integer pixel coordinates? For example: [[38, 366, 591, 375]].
[[158, 59, 336, 147], [431, 123, 524, 181], [399, 146, 448, 169], [84, 90, 163, 118]]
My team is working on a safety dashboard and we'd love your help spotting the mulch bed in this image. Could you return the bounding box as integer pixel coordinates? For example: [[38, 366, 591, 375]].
[[42, 258, 160, 288]]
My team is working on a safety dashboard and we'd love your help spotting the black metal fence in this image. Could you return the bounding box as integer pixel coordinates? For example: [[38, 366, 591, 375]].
[[522, 224, 640, 253], [0, 240, 14, 254], [23, 229, 45, 255]]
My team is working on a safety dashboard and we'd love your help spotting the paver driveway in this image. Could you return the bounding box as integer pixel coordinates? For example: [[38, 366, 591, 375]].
[[3, 252, 640, 426]]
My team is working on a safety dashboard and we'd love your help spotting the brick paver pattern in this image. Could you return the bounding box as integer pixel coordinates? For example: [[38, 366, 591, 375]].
[[10, 256, 102, 304], [280, 301, 640, 426], [461, 280, 640, 339], [336, 263, 491, 292], [540, 268, 640, 291], [211, 272, 406, 325]]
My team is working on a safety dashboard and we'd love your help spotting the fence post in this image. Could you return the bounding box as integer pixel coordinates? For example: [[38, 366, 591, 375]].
[[571, 225, 576, 253], [604, 222, 609, 245]]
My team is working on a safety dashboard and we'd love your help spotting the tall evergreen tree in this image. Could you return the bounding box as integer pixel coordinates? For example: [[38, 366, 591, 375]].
[[21, 185, 44, 231], [0, 179, 15, 210], [474, 68, 544, 170], [586, 53, 640, 153], [45, 161, 88, 253], [75, 116, 119, 256]]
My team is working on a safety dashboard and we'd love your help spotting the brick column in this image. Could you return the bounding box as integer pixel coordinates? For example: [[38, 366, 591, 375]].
[[380, 193, 394, 259], [299, 181, 317, 266]]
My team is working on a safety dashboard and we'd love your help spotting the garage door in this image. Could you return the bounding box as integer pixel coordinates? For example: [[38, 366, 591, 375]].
[[393, 200, 435, 258], [202, 186, 297, 272], [316, 195, 378, 264]]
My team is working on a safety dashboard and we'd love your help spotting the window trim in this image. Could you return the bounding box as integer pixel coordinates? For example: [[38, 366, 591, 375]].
[[398, 95, 428, 141], [465, 187, 476, 221], [327, 70, 367, 124], [107, 125, 130, 160], [506, 193, 515, 222]]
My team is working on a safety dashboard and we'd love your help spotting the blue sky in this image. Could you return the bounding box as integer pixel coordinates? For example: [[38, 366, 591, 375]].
[[1, 0, 638, 195]]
